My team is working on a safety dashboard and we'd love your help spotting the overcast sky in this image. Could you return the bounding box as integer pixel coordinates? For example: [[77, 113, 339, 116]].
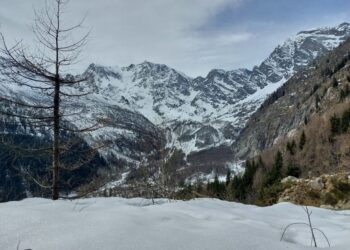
[[1, 0, 350, 77]]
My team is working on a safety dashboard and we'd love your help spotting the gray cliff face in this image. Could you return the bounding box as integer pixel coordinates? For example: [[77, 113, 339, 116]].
[[234, 34, 350, 160]]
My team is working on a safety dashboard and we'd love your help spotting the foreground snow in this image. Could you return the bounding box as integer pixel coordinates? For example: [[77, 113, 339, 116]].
[[1, 198, 349, 250]]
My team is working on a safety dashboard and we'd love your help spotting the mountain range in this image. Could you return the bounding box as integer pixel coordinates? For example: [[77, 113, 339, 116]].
[[1, 22, 350, 193]]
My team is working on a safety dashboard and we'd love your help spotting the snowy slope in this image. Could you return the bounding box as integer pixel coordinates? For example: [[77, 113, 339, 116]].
[[1, 198, 349, 250]]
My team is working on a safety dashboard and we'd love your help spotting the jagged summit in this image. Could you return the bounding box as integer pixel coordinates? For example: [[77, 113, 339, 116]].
[[298, 22, 350, 35]]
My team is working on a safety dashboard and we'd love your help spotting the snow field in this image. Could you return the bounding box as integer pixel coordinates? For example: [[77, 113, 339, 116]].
[[1, 198, 350, 250]]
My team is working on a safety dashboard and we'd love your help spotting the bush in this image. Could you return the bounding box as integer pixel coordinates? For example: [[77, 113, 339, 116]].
[[258, 182, 284, 205], [322, 192, 338, 206]]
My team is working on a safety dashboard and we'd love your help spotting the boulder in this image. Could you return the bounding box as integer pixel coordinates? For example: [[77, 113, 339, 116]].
[[281, 176, 298, 184], [309, 177, 324, 190], [320, 204, 335, 210]]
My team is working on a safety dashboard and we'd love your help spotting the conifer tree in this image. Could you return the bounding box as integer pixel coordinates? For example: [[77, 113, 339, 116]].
[[264, 151, 283, 186], [299, 131, 306, 150], [226, 169, 231, 186]]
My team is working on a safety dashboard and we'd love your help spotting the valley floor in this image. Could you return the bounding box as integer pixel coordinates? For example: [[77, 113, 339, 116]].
[[0, 198, 349, 250]]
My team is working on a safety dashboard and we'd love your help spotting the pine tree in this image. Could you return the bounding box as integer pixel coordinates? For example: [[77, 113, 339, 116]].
[[226, 169, 231, 186], [299, 131, 306, 150], [264, 151, 283, 186]]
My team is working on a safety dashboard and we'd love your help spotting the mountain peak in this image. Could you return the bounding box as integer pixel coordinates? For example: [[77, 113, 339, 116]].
[[85, 63, 121, 80], [297, 22, 350, 36], [137, 60, 168, 69], [336, 22, 350, 30]]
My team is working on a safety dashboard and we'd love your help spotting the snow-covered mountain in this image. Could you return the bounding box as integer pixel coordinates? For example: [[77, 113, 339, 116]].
[[1, 23, 350, 182], [80, 23, 350, 156]]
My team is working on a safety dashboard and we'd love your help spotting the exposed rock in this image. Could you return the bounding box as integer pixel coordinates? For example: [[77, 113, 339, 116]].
[[278, 173, 350, 209], [281, 176, 299, 184], [320, 205, 335, 210], [309, 178, 325, 190]]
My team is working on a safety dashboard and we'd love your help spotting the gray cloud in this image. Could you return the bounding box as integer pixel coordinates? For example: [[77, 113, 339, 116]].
[[0, 0, 349, 77], [0, 0, 246, 77]]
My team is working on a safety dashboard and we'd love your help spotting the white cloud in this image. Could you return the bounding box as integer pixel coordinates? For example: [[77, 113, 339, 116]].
[[0, 0, 246, 77]]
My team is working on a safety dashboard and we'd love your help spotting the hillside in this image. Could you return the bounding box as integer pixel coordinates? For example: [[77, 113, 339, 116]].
[[235, 33, 350, 173], [230, 33, 350, 206]]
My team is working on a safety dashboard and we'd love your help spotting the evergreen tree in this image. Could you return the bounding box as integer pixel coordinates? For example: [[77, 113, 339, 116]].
[[231, 160, 257, 201], [226, 169, 231, 186], [299, 131, 306, 150], [264, 151, 283, 186]]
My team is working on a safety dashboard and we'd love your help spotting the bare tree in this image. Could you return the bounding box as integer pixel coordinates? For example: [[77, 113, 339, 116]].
[[0, 0, 105, 200]]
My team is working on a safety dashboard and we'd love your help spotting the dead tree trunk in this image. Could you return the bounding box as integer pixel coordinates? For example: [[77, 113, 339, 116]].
[[52, 3, 61, 200]]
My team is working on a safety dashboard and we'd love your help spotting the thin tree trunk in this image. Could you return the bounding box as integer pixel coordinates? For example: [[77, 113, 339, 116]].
[[52, 5, 61, 200], [52, 79, 60, 200]]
